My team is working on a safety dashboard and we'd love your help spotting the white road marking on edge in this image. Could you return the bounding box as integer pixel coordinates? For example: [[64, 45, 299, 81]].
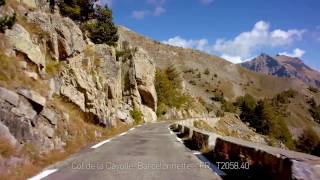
[[119, 132, 127, 136], [193, 151, 201, 155], [129, 127, 135, 131], [28, 169, 58, 180], [176, 137, 183, 143], [170, 130, 174, 135], [91, 139, 112, 149]]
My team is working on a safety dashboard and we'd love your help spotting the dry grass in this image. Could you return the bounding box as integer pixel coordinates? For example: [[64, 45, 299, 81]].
[[0, 137, 16, 158], [1, 95, 131, 180], [0, 53, 49, 96], [193, 120, 215, 132], [45, 56, 62, 77]]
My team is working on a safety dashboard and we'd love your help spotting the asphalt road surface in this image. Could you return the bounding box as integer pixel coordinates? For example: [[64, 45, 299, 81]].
[[35, 122, 221, 180]]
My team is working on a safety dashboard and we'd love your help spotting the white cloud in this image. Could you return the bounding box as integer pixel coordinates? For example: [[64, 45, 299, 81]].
[[132, 10, 150, 19], [154, 6, 166, 16], [132, 0, 166, 19], [220, 54, 243, 64], [147, 0, 165, 6], [279, 48, 306, 58], [162, 21, 306, 64], [162, 36, 209, 51], [200, 0, 214, 4], [213, 21, 305, 62]]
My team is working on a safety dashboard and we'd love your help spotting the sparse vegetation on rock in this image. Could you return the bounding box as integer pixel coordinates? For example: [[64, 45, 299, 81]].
[[204, 68, 210, 75], [308, 98, 320, 124], [0, 137, 16, 158], [0, 0, 16, 33], [58, 0, 118, 46], [130, 108, 143, 124], [155, 67, 193, 117], [308, 86, 319, 93], [296, 127, 320, 156], [236, 93, 294, 149]]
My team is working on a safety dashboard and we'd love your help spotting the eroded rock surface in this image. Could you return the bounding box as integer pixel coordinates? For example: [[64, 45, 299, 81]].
[[5, 24, 46, 69]]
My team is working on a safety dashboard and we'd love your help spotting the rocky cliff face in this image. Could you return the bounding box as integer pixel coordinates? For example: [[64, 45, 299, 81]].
[[241, 54, 320, 88], [0, 1, 157, 157]]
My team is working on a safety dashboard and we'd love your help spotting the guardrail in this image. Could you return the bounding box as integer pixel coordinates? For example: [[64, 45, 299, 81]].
[[170, 121, 320, 180]]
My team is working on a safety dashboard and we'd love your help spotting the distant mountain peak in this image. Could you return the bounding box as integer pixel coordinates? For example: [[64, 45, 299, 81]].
[[241, 54, 320, 87]]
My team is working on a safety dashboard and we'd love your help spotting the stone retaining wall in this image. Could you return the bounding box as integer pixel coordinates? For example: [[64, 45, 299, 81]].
[[172, 122, 320, 180]]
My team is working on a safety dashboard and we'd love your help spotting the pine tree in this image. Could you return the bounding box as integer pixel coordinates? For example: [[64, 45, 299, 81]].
[[251, 100, 272, 135], [59, 0, 97, 21], [85, 5, 118, 46]]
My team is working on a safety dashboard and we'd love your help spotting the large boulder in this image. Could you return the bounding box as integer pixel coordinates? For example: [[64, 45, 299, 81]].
[[60, 85, 85, 111], [93, 45, 122, 100], [41, 108, 58, 125], [5, 24, 46, 69], [11, 100, 37, 120], [18, 88, 46, 108], [0, 121, 18, 146], [141, 105, 157, 123], [133, 48, 157, 111], [0, 87, 19, 107], [59, 45, 119, 127], [27, 11, 86, 60]]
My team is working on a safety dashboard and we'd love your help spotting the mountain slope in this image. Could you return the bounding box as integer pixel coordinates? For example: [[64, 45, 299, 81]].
[[118, 27, 308, 101], [118, 26, 320, 139], [241, 54, 320, 88]]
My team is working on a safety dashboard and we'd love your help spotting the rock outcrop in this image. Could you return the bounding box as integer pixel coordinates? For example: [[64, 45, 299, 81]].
[[0, 87, 64, 153], [27, 11, 86, 60], [5, 24, 46, 70], [0, 9, 158, 156], [133, 48, 157, 111]]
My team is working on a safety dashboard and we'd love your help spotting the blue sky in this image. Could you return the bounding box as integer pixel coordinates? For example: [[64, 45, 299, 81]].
[[101, 0, 320, 70]]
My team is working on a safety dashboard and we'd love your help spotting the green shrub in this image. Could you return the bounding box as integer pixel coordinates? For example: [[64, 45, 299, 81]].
[[184, 68, 195, 74], [130, 108, 143, 124], [196, 72, 201, 78], [204, 68, 210, 75], [193, 120, 215, 131], [155, 67, 193, 116], [308, 86, 319, 93], [59, 2, 81, 21], [211, 93, 225, 103], [116, 49, 133, 61], [221, 101, 237, 113], [236, 95, 294, 148], [189, 80, 196, 85], [272, 89, 297, 105], [215, 109, 224, 117], [308, 98, 320, 124], [0, 13, 16, 33], [296, 128, 320, 156]]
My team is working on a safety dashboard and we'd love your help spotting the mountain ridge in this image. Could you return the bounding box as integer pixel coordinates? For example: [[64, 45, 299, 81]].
[[241, 54, 320, 87]]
